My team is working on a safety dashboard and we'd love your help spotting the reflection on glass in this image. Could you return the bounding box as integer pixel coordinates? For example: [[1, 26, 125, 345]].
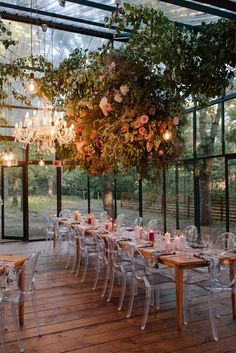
[[181, 112, 193, 158], [28, 165, 56, 239]]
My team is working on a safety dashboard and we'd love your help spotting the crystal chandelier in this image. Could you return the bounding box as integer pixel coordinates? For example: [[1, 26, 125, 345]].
[[14, 104, 75, 154]]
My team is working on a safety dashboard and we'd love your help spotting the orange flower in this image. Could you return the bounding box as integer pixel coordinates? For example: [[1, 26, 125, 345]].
[[121, 123, 129, 133], [139, 126, 146, 136], [90, 130, 97, 140]]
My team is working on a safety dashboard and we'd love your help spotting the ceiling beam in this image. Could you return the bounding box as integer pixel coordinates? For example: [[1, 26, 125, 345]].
[[157, 0, 236, 20], [0, 11, 117, 40], [0, 2, 131, 33], [192, 0, 236, 13]]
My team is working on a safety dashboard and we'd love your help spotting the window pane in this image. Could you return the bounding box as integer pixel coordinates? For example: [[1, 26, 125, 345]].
[[178, 164, 195, 229], [228, 159, 236, 234], [198, 157, 226, 238], [225, 98, 236, 154], [196, 104, 222, 157], [29, 165, 57, 240], [142, 173, 162, 230], [117, 170, 139, 226], [62, 167, 89, 214], [181, 112, 193, 158]]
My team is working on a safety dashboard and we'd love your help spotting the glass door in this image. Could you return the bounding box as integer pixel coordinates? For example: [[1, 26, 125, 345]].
[[1, 166, 25, 240]]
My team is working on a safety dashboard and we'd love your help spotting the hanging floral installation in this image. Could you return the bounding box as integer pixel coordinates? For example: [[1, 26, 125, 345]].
[[1, 4, 235, 178]]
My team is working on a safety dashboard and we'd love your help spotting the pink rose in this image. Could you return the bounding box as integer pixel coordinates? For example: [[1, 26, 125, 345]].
[[149, 107, 156, 115], [139, 114, 149, 124], [134, 119, 141, 129], [139, 127, 146, 136], [172, 116, 179, 126], [158, 149, 164, 157], [109, 61, 116, 71], [99, 97, 112, 116], [121, 123, 129, 133]]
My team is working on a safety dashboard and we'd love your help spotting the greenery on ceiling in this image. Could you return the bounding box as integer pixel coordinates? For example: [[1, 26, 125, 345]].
[[0, 4, 236, 178]]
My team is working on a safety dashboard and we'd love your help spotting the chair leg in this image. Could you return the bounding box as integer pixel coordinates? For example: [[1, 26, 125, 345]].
[[75, 251, 82, 277], [81, 256, 89, 282], [141, 288, 152, 330], [71, 250, 77, 274], [0, 305, 7, 353], [127, 280, 136, 319], [208, 293, 218, 341], [118, 276, 126, 311], [155, 285, 160, 310], [31, 291, 42, 337], [183, 282, 190, 325], [92, 260, 101, 290], [107, 270, 115, 302], [101, 263, 110, 298], [65, 252, 72, 269], [12, 303, 24, 353]]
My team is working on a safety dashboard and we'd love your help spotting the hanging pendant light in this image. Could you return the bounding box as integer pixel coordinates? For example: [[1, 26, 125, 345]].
[[38, 159, 45, 167], [163, 126, 172, 141], [26, 0, 38, 95], [2, 148, 18, 167]]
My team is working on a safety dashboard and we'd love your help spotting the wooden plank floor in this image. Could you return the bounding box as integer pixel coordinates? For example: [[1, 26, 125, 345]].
[[0, 241, 236, 353]]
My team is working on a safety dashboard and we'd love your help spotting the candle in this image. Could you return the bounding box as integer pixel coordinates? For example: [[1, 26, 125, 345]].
[[165, 241, 172, 252], [87, 215, 92, 225], [165, 232, 171, 243], [108, 221, 113, 232], [180, 234, 186, 248], [174, 236, 180, 250], [149, 231, 155, 242], [105, 221, 109, 231], [134, 225, 140, 239]]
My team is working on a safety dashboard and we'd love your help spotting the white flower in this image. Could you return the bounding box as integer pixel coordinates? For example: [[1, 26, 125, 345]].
[[114, 92, 123, 103], [120, 84, 129, 96], [99, 97, 108, 109]]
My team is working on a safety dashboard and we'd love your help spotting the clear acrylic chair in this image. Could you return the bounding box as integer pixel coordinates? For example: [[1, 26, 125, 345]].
[[106, 238, 133, 311], [133, 217, 143, 227], [65, 224, 78, 272], [184, 239, 236, 341], [59, 209, 73, 218], [92, 233, 110, 297], [75, 227, 97, 282], [0, 253, 42, 352], [183, 225, 199, 244], [215, 232, 235, 251], [126, 246, 174, 330], [147, 219, 158, 232], [42, 214, 55, 253]]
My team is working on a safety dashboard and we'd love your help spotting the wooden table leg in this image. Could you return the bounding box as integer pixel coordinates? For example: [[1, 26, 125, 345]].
[[230, 260, 236, 319], [18, 268, 25, 326], [175, 265, 184, 331]]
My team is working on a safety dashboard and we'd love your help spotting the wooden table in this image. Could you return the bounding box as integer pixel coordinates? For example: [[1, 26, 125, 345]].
[[0, 255, 28, 326], [153, 250, 236, 331]]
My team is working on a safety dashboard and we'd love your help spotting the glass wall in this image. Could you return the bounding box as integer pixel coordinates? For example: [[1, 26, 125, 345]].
[[62, 167, 89, 214], [28, 165, 57, 240]]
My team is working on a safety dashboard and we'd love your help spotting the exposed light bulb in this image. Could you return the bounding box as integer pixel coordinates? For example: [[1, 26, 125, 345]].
[[163, 128, 172, 141], [38, 159, 45, 167], [26, 73, 38, 94]]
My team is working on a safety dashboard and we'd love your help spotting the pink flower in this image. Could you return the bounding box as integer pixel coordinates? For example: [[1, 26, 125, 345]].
[[134, 119, 141, 129], [99, 75, 105, 82], [139, 115, 149, 124], [121, 123, 129, 133], [120, 85, 129, 96], [99, 97, 112, 116], [172, 116, 179, 126], [90, 130, 97, 140], [139, 127, 146, 136], [158, 149, 164, 157], [147, 129, 154, 140], [109, 61, 116, 71], [149, 107, 156, 115], [76, 141, 85, 151], [114, 92, 123, 103]]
